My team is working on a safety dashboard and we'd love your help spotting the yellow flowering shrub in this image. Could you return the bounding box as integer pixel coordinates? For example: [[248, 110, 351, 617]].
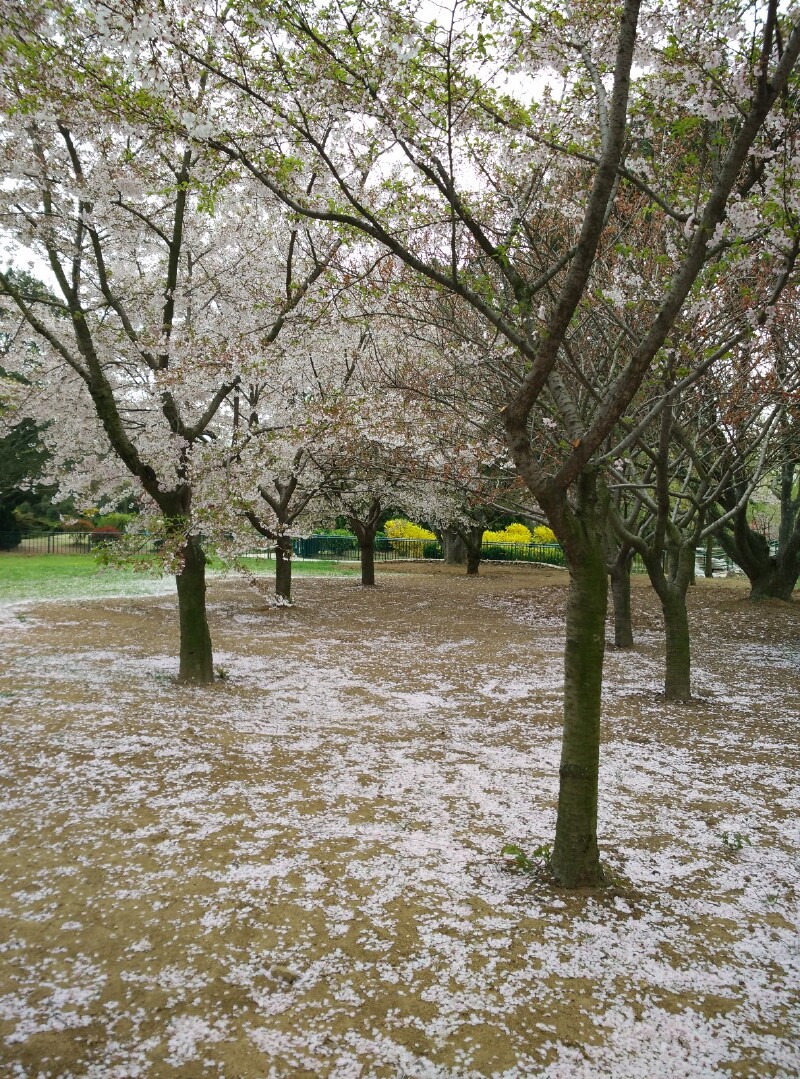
[[384, 518, 437, 557], [482, 523, 533, 544], [382, 518, 559, 557]]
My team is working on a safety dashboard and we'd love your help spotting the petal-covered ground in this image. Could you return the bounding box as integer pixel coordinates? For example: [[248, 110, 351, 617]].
[[0, 564, 798, 1078]]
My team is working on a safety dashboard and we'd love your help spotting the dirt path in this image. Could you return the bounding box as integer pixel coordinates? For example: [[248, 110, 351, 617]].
[[0, 565, 798, 1077]]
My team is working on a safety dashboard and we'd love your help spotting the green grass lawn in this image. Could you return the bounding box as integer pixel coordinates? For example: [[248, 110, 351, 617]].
[[0, 552, 357, 603]]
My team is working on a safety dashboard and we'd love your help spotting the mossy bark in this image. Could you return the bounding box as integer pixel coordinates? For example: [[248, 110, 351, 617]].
[[548, 473, 607, 889], [175, 535, 214, 684], [275, 535, 293, 603]]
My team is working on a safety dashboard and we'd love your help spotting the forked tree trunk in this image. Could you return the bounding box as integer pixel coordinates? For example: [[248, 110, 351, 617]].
[[275, 535, 293, 603], [175, 534, 214, 684], [609, 554, 634, 648], [548, 473, 608, 889], [717, 484, 800, 601]]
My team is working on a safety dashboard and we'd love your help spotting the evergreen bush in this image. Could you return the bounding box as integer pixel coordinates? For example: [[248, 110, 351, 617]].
[[0, 506, 21, 550]]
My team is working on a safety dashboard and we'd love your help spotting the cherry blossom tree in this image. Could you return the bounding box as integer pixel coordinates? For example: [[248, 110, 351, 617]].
[[198, 313, 368, 604], [166, 0, 800, 885], [5, 0, 800, 886], [711, 292, 800, 600], [0, 11, 341, 679]]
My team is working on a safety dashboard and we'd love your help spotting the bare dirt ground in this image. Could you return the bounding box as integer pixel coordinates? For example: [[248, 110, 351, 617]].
[[0, 563, 798, 1078]]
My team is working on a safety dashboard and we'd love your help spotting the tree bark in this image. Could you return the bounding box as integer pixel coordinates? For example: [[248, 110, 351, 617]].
[[442, 528, 466, 565], [716, 483, 800, 601], [644, 543, 695, 702], [359, 536, 376, 586], [748, 562, 797, 602], [175, 534, 214, 684], [349, 502, 381, 587], [661, 588, 691, 700], [460, 524, 484, 576], [704, 536, 714, 578], [548, 473, 607, 888], [275, 534, 293, 603], [609, 553, 634, 648]]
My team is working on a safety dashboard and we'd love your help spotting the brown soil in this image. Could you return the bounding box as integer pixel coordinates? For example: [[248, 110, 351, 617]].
[[0, 564, 798, 1078]]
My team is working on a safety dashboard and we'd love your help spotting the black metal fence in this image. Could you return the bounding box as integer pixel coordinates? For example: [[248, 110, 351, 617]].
[[0, 530, 746, 575], [288, 535, 570, 567], [1, 530, 569, 565], [0, 531, 162, 554]]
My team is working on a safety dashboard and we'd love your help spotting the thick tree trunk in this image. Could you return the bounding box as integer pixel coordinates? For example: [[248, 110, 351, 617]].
[[359, 537, 376, 586], [704, 537, 714, 578], [748, 562, 797, 602], [661, 589, 691, 700], [175, 535, 214, 684], [716, 488, 800, 601], [466, 548, 481, 575], [442, 528, 466, 565], [275, 535, 293, 603], [609, 556, 634, 648], [549, 474, 607, 889]]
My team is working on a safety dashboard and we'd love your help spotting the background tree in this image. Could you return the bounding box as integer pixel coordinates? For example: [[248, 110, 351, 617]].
[[181, 0, 799, 885], [712, 294, 800, 600]]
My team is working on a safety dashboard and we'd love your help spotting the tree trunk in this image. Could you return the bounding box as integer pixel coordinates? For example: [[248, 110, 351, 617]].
[[549, 474, 607, 889], [609, 556, 634, 648], [461, 524, 484, 576], [359, 536, 376, 586], [349, 505, 381, 587], [644, 540, 694, 702], [175, 535, 214, 684], [704, 536, 714, 578], [442, 528, 466, 565], [748, 562, 797, 602], [716, 493, 800, 601], [661, 588, 691, 700], [275, 535, 293, 603]]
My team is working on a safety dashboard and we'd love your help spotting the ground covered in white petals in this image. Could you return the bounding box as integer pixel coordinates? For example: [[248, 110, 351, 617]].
[[0, 564, 798, 1078]]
